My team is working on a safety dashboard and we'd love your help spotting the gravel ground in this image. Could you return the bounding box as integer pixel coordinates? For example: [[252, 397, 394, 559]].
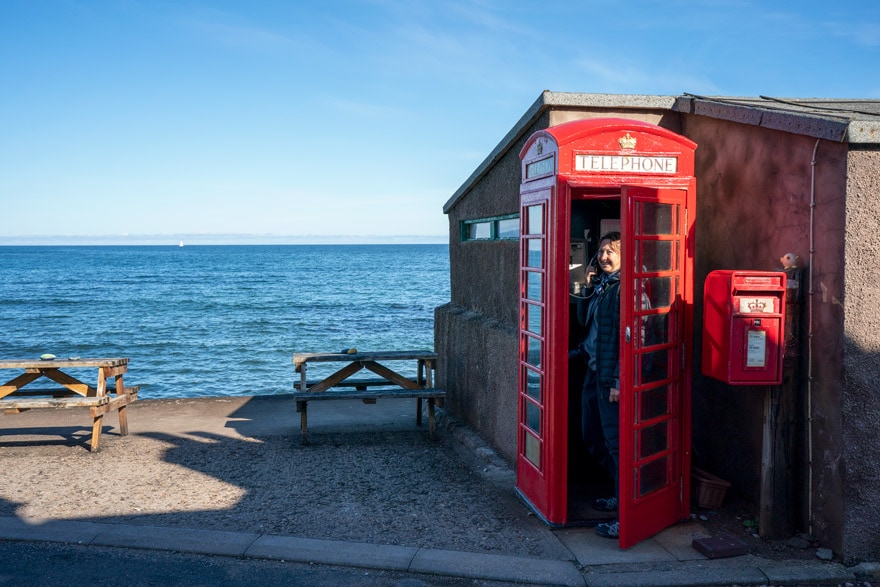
[[0, 395, 829, 564], [693, 493, 824, 563], [0, 397, 568, 560]]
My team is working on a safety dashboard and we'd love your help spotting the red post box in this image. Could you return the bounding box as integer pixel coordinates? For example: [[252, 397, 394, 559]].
[[702, 270, 787, 385]]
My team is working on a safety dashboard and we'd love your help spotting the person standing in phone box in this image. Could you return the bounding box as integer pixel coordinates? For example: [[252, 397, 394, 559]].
[[575, 231, 622, 539]]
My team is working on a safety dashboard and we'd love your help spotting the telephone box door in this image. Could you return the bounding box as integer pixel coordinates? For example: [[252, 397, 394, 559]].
[[618, 186, 693, 549], [516, 187, 570, 523]]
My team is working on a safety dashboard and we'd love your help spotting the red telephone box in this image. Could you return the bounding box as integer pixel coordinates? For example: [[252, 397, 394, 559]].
[[516, 118, 696, 548]]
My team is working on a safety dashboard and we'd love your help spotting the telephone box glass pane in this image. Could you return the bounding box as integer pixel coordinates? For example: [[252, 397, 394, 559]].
[[525, 399, 541, 433], [637, 240, 673, 272], [524, 431, 541, 467], [639, 349, 670, 384], [643, 314, 669, 348], [641, 276, 673, 308], [638, 203, 675, 235], [527, 303, 542, 335], [527, 240, 542, 267], [526, 271, 542, 301], [639, 421, 668, 458], [526, 336, 542, 368], [638, 386, 669, 422], [525, 367, 541, 401], [527, 205, 543, 235], [639, 456, 669, 496]]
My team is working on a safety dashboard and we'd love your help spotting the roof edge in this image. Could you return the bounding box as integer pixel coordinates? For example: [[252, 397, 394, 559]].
[[444, 92, 880, 215], [672, 94, 880, 143], [443, 91, 677, 214]]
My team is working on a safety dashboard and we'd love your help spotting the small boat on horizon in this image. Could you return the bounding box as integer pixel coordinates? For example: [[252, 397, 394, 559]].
[[178, 240, 184, 247]]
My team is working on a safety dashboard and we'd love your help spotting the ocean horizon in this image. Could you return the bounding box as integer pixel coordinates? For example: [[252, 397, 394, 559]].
[[0, 244, 450, 399], [0, 234, 448, 246]]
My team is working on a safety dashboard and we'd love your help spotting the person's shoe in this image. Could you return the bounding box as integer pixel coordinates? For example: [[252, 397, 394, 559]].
[[592, 496, 618, 512], [595, 519, 619, 539]]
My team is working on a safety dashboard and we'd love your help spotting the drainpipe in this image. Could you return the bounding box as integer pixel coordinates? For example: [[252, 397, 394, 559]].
[[807, 139, 820, 536]]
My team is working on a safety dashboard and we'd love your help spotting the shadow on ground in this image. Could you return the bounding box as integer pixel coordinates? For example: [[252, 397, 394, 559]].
[[0, 396, 569, 560]]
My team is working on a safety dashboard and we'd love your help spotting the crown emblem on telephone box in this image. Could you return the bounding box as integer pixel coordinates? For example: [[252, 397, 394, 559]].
[[619, 133, 637, 150]]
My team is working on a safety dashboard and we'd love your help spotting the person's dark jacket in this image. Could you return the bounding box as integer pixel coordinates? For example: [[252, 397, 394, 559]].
[[576, 272, 621, 389]]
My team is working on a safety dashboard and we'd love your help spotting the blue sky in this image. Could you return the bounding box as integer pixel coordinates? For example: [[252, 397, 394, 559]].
[[2, 1, 877, 244]]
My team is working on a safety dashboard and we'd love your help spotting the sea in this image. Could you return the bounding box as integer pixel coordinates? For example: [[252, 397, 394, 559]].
[[0, 245, 450, 399]]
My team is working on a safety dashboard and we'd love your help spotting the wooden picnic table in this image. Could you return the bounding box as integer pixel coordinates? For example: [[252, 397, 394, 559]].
[[0, 357, 139, 451], [291, 350, 445, 445]]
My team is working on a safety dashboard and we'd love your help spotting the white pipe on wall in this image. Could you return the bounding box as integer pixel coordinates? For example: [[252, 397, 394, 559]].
[[807, 138, 820, 535]]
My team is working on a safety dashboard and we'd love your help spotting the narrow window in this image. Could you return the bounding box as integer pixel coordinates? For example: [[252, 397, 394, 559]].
[[461, 214, 520, 242]]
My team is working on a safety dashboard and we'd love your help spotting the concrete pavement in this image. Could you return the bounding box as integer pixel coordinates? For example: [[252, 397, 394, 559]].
[[0, 513, 862, 586]]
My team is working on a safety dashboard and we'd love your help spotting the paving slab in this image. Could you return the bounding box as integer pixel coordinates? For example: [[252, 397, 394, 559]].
[[246, 534, 418, 571], [409, 547, 584, 587], [652, 521, 713, 561], [0, 516, 103, 544], [584, 565, 768, 587], [760, 560, 855, 584], [555, 526, 677, 566], [91, 523, 260, 557]]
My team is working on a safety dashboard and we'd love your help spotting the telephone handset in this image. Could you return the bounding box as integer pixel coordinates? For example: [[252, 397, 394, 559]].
[[586, 251, 601, 285]]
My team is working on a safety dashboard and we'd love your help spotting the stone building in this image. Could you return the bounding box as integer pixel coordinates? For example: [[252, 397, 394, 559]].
[[435, 91, 880, 563]]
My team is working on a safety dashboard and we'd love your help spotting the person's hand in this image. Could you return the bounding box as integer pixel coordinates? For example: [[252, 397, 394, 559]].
[[609, 387, 620, 403], [585, 261, 598, 282]]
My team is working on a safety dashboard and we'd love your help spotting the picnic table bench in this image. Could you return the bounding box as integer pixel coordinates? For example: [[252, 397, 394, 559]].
[[291, 350, 445, 445], [0, 357, 139, 451]]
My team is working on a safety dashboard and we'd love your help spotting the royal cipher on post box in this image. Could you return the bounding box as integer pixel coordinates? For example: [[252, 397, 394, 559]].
[[702, 270, 787, 385]]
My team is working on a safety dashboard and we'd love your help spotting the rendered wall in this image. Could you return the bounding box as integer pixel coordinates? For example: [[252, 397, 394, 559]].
[[682, 113, 851, 555], [842, 147, 880, 564]]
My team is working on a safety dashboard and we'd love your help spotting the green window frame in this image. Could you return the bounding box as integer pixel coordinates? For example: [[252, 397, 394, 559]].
[[460, 214, 520, 242]]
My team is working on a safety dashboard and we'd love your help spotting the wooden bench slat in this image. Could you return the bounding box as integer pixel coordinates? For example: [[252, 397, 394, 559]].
[[91, 389, 139, 416], [293, 377, 419, 390], [293, 350, 437, 371], [291, 388, 446, 401], [0, 358, 129, 369], [3, 396, 111, 411], [2, 386, 139, 398]]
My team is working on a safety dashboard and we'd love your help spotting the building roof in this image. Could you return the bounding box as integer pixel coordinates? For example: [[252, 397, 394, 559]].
[[676, 93, 880, 143], [444, 91, 880, 213]]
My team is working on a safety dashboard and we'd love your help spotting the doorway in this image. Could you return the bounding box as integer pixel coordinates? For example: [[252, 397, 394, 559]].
[[566, 195, 620, 524]]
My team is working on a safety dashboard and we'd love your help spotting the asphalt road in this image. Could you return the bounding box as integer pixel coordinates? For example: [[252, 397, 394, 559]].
[[0, 540, 539, 587]]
